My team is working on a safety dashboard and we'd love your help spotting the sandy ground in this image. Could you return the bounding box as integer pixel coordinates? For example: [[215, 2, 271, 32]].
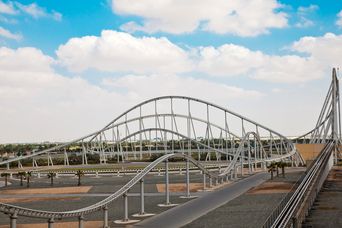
[[0, 197, 81, 203], [246, 181, 294, 194], [0, 220, 103, 228], [156, 183, 203, 192], [0, 186, 92, 195]]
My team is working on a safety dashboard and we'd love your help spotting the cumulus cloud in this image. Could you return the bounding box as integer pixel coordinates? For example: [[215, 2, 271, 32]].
[[295, 5, 318, 28], [56, 30, 192, 74], [113, 0, 288, 36], [337, 10, 342, 27], [15, 2, 62, 21], [0, 46, 263, 143], [0, 0, 17, 15], [56, 30, 342, 83], [103, 74, 263, 101], [0, 26, 21, 40]]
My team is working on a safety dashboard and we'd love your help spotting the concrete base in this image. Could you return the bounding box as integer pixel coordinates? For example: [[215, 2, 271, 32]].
[[113, 219, 140, 224], [157, 203, 178, 207], [132, 213, 155, 218], [179, 195, 198, 199], [197, 188, 213, 192]]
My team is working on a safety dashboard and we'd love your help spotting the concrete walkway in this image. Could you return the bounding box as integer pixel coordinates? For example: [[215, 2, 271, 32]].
[[134, 172, 269, 228]]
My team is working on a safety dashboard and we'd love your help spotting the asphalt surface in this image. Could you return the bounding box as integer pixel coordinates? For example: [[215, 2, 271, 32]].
[[184, 170, 304, 228], [135, 172, 269, 228]]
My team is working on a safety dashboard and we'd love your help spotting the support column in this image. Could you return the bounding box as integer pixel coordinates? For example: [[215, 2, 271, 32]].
[[78, 215, 84, 228], [165, 160, 170, 204], [203, 173, 206, 190], [123, 192, 128, 221], [48, 218, 54, 228], [185, 159, 190, 197], [10, 213, 17, 228], [140, 179, 145, 214], [103, 206, 109, 228]]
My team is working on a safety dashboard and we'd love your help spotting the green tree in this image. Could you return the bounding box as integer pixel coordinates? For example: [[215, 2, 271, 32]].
[[47, 172, 56, 186], [75, 170, 84, 186]]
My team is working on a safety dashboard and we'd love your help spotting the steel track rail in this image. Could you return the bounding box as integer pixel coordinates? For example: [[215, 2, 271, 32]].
[[0, 153, 219, 219]]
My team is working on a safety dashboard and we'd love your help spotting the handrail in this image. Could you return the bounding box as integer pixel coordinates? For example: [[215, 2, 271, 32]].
[[263, 141, 334, 228]]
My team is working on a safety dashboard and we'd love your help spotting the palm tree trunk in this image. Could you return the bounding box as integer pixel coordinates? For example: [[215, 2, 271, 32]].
[[20, 176, 23, 186], [282, 166, 285, 178], [78, 176, 81, 186], [270, 170, 273, 180]]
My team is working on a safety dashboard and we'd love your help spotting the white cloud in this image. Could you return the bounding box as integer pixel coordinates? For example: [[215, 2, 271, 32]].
[[196, 44, 323, 83], [56, 30, 192, 74], [0, 0, 17, 15], [295, 5, 318, 28], [0, 26, 21, 40], [197, 44, 264, 77], [56, 30, 342, 83], [15, 2, 62, 21], [0, 46, 263, 143], [113, 0, 288, 36], [337, 10, 342, 27], [103, 74, 263, 101]]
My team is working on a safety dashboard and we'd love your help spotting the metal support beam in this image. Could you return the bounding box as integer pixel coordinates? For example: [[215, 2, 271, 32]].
[[165, 160, 170, 205], [78, 215, 84, 228], [48, 218, 54, 228], [10, 213, 17, 228], [123, 192, 129, 221], [139, 178, 145, 215], [103, 206, 109, 228]]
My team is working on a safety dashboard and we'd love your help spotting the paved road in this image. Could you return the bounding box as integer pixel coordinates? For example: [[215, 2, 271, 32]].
[[135, 172, 269, 228]]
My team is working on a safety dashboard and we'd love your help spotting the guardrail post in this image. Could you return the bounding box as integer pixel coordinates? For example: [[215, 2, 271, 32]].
[[47, 217, 54, 228], [103, 206, 109, 228], [10, 212, 17, 228]]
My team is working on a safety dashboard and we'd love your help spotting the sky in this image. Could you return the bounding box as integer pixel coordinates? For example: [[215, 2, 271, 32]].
[[0, 0, 342, 143]]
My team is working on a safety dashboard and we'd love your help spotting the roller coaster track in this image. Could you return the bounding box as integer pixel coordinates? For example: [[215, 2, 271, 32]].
[[0, 152, 218, 219]]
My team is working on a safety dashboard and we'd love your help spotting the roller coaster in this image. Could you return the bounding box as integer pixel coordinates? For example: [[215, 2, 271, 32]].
[[0, 69, 340, 228]]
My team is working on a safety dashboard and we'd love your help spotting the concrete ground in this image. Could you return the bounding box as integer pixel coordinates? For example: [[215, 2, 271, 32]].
[[0, 170, 212, 227], [183, 169, 304, 228], [303, 166, 342, 228]]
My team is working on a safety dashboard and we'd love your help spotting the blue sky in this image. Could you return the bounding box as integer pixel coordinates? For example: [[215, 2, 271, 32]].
[[0, 0, 342, 143]]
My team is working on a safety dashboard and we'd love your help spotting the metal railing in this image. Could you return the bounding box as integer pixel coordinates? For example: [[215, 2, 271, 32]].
[[263, 141, 334, 228]]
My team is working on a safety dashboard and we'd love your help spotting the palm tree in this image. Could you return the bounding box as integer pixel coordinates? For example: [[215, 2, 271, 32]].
[[17, 171, 25, 186], [1, 173, 10, 187], [75, 170, 84, 186], [278, 162, 287, 178], [275, 162, 280, 177], [26, 171, 32, 188], [268, 163, 276, 180], [47, 172, 56, 186]]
